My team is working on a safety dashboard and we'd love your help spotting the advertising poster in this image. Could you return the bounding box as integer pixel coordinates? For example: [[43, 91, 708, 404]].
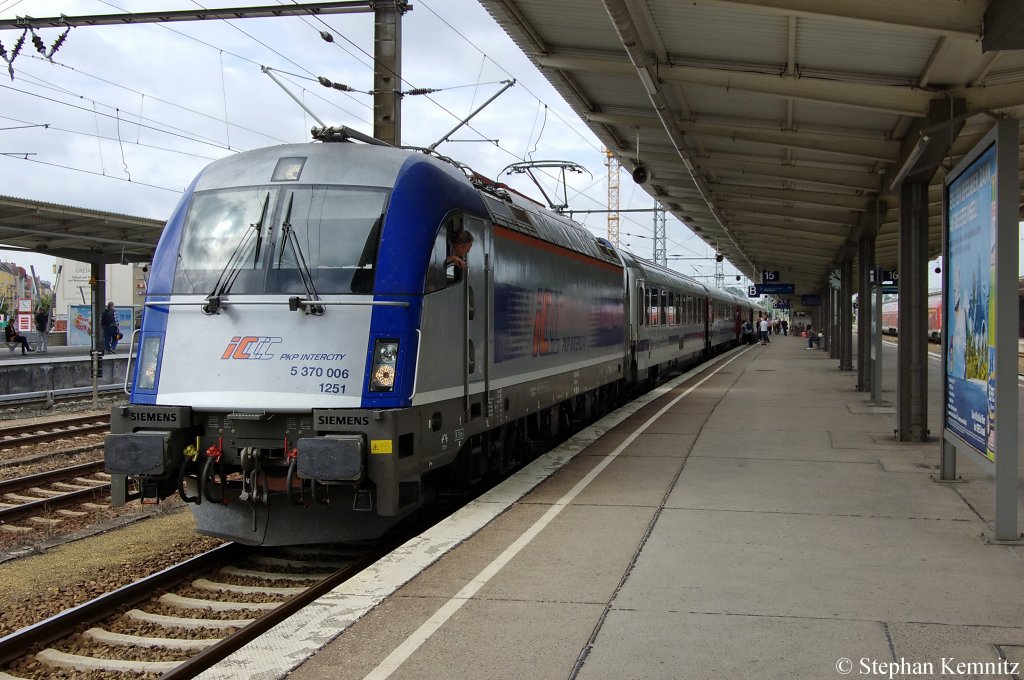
[[944, 144, 995, 460], [67, 306, 134, 346], [67, 305, 93, 346]]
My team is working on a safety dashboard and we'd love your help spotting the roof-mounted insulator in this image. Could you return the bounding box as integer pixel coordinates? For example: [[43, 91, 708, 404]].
[[404, 88, 438, 96]]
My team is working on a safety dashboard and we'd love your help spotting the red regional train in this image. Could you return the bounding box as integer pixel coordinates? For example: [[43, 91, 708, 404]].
[[879, 291, 942, 342]]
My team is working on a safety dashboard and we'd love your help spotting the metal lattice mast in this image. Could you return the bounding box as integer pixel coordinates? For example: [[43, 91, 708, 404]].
[[715, 257, 724, 288], [653, 203, 666, 267], [605, 150, 620, 246]]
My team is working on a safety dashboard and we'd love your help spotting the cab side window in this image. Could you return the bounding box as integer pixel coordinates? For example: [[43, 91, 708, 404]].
[[425, 214, 465, 293]]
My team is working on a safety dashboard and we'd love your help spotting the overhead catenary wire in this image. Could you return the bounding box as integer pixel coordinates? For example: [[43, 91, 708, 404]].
[[16, 55, 294, 145], [7, 0, 712, 280], [0, 113, 222, 162], [0, 153, 184, 193], [415, 0, 604, 156], [2, 83, 246, 153], [280, 0, 594, 178], [13, 1, 591, 208]]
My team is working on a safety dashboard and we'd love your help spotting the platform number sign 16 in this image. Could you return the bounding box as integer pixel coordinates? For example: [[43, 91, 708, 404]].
[[761, 270, 780, 283], [871, 268, 899, 284]]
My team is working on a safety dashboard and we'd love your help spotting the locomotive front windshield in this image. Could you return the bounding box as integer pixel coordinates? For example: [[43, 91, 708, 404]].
[[173, 185, 389, 295]]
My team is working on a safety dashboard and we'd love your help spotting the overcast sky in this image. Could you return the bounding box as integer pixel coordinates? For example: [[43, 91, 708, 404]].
[[0, 0, 728, 287]]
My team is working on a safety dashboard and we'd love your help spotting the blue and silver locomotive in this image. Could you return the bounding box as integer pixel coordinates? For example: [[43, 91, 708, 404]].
[[105, 137, 754, 545]]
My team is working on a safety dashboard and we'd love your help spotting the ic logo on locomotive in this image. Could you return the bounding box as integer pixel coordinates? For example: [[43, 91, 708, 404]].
[[221, 336, 282, 360]]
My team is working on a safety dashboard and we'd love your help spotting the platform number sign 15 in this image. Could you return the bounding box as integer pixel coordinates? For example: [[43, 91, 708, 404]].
[[761, 271, 780, 283]]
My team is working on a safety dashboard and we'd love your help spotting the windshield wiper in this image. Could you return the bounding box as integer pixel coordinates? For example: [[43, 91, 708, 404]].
[[203, 192, 269, 314], [276, 193, 294, 269], [277, 193, 324, 315]]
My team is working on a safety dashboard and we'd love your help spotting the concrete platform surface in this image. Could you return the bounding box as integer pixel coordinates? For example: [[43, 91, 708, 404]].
[[201, 337, 1023, 680]]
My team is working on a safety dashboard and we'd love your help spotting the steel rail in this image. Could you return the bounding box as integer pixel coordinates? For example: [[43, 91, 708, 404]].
[[0, 460, 106, 494], [0, 543, 244, 667], [0, 539, 394, 677], [0, 443, 103, 469], [0, 414, 109, 439], [0, 479, 109, 524], [160, 542, 396, 679]]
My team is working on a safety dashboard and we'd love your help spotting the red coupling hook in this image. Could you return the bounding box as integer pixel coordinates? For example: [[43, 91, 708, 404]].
[[284, 436, 298, 461], [205, 438, 223, 463]]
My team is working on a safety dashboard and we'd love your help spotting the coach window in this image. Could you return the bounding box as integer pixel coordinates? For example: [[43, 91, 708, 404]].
[[660, 289, 668, 325]]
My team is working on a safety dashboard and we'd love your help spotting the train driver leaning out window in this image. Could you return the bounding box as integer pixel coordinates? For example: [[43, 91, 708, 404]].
[[445, 229, 474, 283], [425, 221, 475, 294]]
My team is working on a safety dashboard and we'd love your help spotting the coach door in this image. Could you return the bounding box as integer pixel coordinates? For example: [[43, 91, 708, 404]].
[[630, 277, 644, 382], [632, 278, 643, 348], [704, 296, 713, 355], [463, 216, 489, 420]]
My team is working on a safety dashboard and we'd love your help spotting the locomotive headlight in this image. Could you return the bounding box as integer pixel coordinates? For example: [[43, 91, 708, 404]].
[[378, 342, 397, 362], [369, 339, 399, 392], [136, 335, 162, 391]]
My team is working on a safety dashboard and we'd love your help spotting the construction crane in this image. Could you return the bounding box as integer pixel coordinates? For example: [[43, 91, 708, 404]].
[[604, 149, 620, 246]]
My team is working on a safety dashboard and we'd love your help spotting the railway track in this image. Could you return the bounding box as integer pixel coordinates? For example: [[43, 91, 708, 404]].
[[0, 443, 103, 469], [0, 540, 394, 678], [0, 415, 110, 448], [0, 461, 110, 526]]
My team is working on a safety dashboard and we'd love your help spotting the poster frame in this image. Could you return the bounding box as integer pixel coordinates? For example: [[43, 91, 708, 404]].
[[940, 119, 1019, 541]]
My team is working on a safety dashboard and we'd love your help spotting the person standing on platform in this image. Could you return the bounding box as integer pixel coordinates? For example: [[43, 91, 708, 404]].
[[758, 315, 770, 345], [34, 307, 49, 353], [101, 301, 119, 354], [742, 318, 754, 345], [806, 324, 815, 349], [781, 319, 788, 336]]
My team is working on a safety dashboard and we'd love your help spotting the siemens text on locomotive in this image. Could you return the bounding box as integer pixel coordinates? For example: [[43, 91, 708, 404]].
[[105, 137, 756, 546]]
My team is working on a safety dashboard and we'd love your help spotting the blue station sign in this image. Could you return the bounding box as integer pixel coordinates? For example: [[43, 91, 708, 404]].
[[756, 283, 794, 295]]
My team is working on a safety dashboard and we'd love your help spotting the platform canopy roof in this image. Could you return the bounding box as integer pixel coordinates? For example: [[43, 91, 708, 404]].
[[0, 195, 164, 265], [478, 0, 1024, 295]]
